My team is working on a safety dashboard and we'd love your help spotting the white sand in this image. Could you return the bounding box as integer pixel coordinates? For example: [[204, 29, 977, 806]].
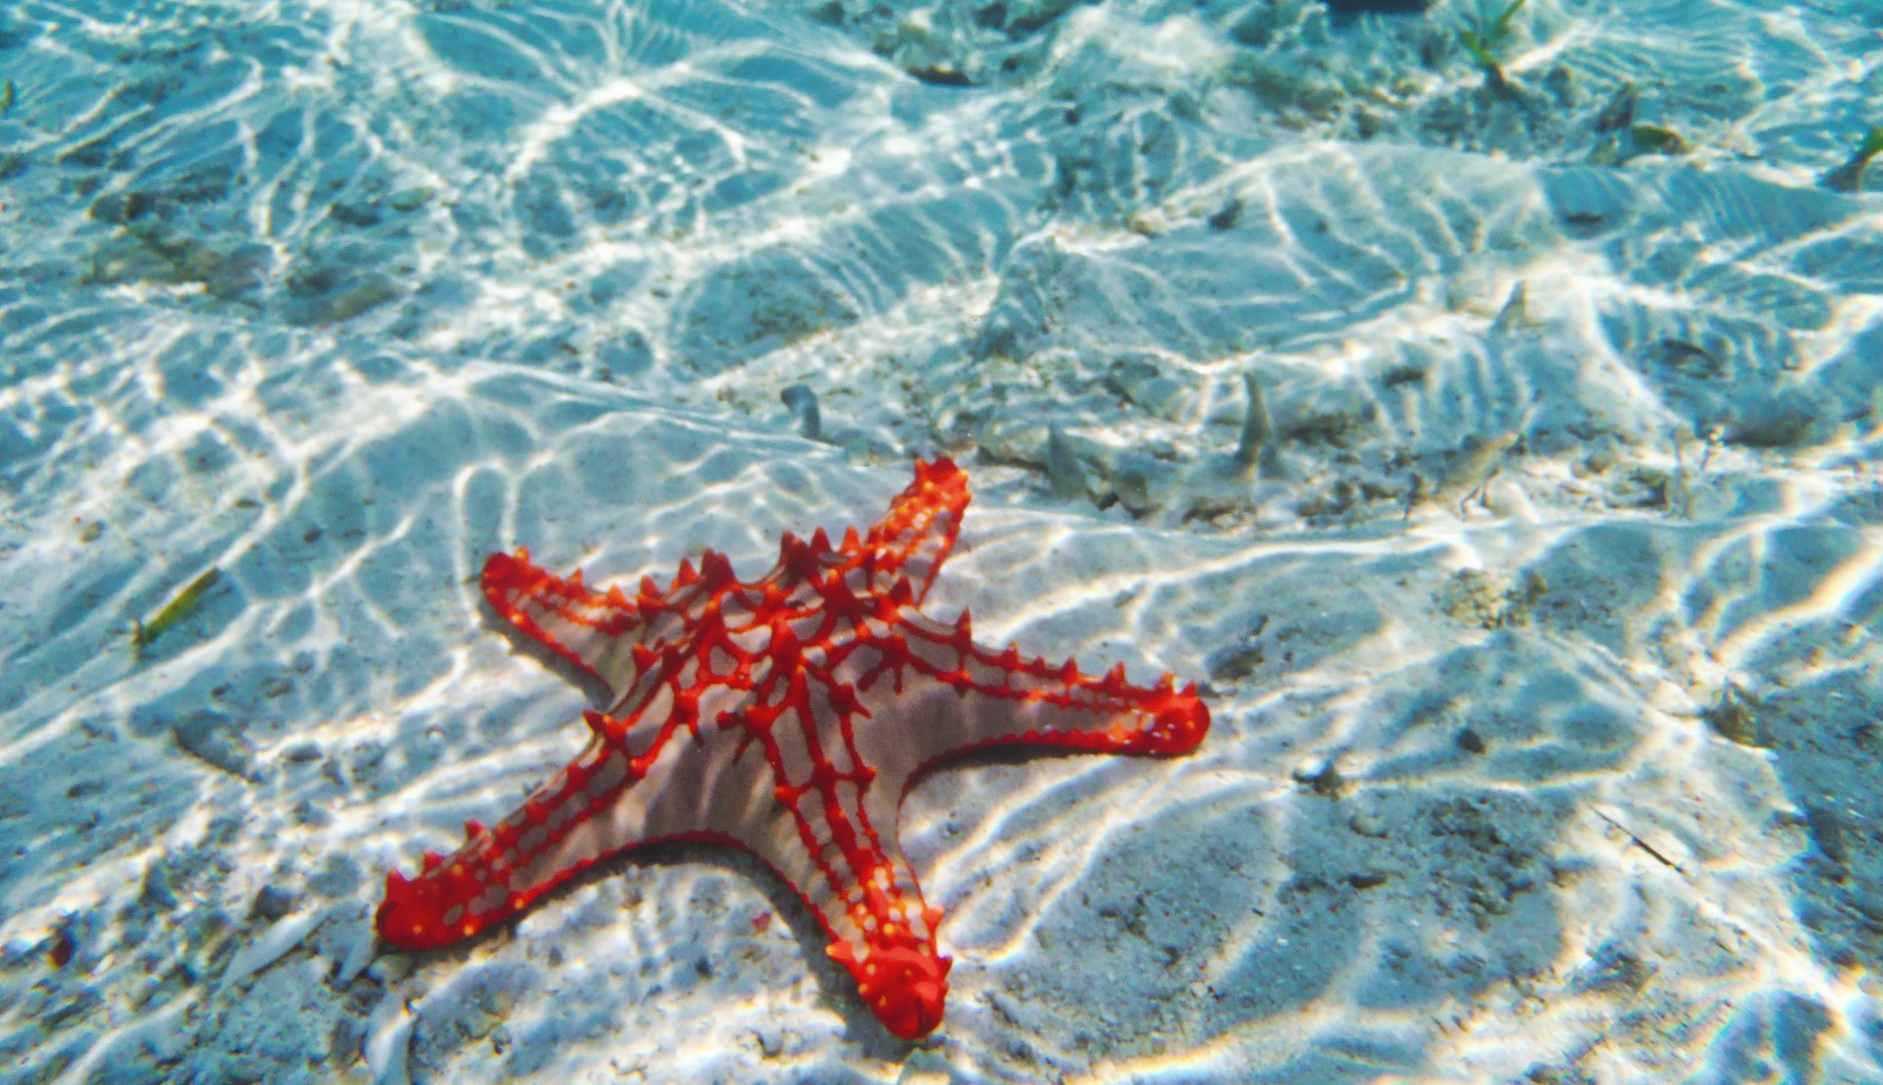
[[1, 0, 1880, 1082]]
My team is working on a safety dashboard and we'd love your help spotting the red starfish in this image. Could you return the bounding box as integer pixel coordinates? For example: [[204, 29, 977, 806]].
[[376, 458, 1209, 1039]]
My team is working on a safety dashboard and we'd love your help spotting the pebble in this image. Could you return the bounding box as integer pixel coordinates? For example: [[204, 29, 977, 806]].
[[1349, 810, 1388, 837]]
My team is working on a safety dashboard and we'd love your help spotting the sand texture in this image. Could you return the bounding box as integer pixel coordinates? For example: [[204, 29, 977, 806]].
[[1, 0, 1880, 1081]]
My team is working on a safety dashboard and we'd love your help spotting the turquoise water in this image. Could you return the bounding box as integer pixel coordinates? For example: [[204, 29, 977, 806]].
[[2, 1, 1881, 1082]]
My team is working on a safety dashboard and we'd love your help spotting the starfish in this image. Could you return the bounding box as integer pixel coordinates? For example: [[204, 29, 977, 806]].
[[376, 458, 1209, 1039]]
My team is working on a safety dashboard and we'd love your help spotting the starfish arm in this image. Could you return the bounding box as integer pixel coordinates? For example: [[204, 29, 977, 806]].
[[705, 654, 952, 1040], [374, 708, 673, 951], [374, 630, 762, 952], [851, 457, 968, 605], [480, 549, 650, 696], [845, 605, 1212, 784], [711, 769, 950, 1040]]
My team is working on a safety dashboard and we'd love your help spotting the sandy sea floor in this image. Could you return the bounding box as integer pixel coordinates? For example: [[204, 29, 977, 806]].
[[2, 0, 1882, 1081]]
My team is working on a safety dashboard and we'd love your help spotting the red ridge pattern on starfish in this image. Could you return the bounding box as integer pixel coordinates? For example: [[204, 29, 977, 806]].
[[376, 457, 1209, 1040]]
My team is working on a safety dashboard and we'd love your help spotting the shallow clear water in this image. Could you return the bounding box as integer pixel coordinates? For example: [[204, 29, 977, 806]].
[[2, 1, 1881, 1082]]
